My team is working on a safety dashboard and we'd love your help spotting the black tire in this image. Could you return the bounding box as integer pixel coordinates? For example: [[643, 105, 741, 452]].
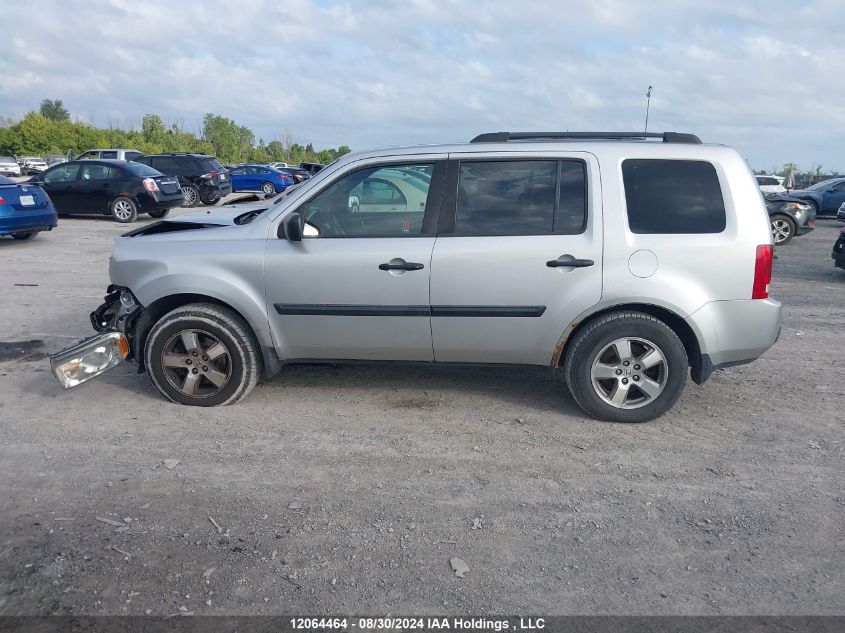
[[11, 232, 35, 240], [110, 196, 138, 223], [770, 214, 796, 245], [562, 311, 688, 423], [261, 181, 275, 195], [148, 209, 170, 219], [200, 196, 219, 206], [181, 185, 199, 208], [144, 303, 259, 407]]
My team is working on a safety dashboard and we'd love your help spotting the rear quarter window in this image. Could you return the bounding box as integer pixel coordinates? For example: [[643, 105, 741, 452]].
[[622, 159, 726, 234]]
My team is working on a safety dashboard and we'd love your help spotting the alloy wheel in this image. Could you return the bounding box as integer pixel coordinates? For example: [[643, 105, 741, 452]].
[[262, 182, 275, 195], [771, 218, 792, 244], [590, 337, 668, 409], [113, 199, 134, 221], [182, 186, 198, 206], [160, 329, 232, 398]]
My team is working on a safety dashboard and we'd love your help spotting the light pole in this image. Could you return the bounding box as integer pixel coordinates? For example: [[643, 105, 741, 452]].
[[644, 85, 653, 133]]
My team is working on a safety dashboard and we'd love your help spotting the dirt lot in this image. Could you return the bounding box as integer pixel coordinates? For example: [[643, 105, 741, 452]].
[[0, 209, 843, 616]]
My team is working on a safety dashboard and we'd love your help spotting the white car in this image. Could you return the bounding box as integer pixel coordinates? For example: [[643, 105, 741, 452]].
[[19, 157, 48, 175], [268, 162, 291, 170], [0, 156, 21, 176], [756, 175, 786, 194]]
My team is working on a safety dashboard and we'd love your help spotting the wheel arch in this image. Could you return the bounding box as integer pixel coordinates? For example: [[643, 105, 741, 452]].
[[552, 303, 704, 382], [133, 292, 281, 379]]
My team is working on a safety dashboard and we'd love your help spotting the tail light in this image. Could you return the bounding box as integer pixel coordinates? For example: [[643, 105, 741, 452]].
[[142, 178, 160, 192], [752, 244, 773, 299], [0, 196, 6, 205], [209, 170, 218, 178]]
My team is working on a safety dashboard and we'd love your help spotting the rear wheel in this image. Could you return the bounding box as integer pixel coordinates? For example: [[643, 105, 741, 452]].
[[563, 312, 688, 423], [148, 209, 170, 219], [181, 185, 199, 207], [770, 214, 796, 245], [11, 232, 35, 240], [144, 303, 259, 406], [110, 196, 138, 223], [261, 181, 275, 195]]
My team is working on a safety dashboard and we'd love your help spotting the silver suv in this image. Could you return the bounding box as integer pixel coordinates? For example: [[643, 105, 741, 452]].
[[51, 131, 781, 422]]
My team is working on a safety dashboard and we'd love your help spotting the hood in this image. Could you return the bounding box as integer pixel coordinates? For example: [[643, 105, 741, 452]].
[[122, 202, 273, 238]]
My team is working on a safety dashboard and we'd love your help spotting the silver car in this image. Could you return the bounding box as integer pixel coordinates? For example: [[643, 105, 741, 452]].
[[0, 156, 21, 176], [51, 131, 781, 422]]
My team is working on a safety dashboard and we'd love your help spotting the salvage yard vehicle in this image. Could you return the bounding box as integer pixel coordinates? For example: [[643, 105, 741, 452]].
[[76, 148, 142, 161], [0, 174, 57, 240], [133, 153, 232, 207], [786, 177, 845, 217], [832, 225, 845, 271], [50, 131, 781, 423], [765, 196, 815, 245], [229, 164, 295, 195], [0, 156, 22, 176], [19, 156, 48, 175], [30, 160, 183, 223]]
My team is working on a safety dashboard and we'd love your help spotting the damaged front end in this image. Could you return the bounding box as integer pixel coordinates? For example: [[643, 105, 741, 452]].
[[50, 286, 143, 389]]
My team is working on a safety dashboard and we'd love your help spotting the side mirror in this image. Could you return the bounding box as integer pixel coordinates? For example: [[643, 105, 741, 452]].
[[280, 211, 303, 242]]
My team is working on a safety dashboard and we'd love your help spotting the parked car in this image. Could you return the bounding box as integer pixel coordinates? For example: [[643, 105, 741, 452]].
[[229, 165, 295, 195], [50, 130, 781, 423], [30, 160, 183, 223], [765, 195, 816, 245], [19, 157, 48, 175], [133, 153, 231, 207], [45, 155, 67, 166], [268, 162, 291, 170], [786, 177, 845, 217], [299, 162, 325, 174], [77, 149, 142, 161], [832, 225, 845, 270], [0, 156, 22, 176], [0, 174, 57, 239], [278, 167, 311, 183], [756, 175, 786, 194], [837, 202, 844, 222]]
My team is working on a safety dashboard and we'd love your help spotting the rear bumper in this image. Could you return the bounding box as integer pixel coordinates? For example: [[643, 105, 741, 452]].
[[0, 211, 58, 235], [686, 298, 782, 382], [136, 192, 184, 211]]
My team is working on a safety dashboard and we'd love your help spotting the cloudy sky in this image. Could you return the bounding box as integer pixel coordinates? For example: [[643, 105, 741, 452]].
[[2, 0, 843, 172]]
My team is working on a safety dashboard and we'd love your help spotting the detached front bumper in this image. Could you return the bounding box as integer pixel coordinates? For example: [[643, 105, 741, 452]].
[[50, 287, 144, 389]]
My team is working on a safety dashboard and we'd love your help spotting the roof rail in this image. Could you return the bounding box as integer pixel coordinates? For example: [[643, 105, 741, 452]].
[[470, 131, 702, 144]]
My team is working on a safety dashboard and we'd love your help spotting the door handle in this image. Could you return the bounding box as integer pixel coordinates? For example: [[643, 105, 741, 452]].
[[379, 261, 424, 271], [546, 256, 594, 268]]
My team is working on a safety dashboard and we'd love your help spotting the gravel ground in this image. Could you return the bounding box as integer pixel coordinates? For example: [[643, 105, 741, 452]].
[[0, 209, 843, 616]]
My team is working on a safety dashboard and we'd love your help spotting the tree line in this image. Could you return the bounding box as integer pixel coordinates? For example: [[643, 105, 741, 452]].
[[0, 99, 351, 166]]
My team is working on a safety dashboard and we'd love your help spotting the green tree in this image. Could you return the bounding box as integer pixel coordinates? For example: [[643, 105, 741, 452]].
[[141, 113, 167, 146], [39, 99, 70, 122]]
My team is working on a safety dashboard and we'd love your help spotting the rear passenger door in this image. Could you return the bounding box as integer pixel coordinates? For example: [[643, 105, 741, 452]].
[[429, 153, 603, 365]]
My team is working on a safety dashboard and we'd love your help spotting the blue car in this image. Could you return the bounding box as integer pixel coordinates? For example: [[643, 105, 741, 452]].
[[0, 174, 57, 240], [786, 177, 845, 217], [229, 164, 295, 195]]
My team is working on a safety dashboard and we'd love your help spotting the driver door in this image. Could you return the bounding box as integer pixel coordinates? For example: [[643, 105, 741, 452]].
[[264, 157, 447, 361]]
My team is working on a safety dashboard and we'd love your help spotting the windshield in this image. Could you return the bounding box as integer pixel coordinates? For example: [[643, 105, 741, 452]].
[[806, 179, 835, 191]]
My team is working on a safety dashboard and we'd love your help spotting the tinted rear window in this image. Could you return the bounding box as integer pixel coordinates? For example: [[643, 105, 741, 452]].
[[622, 159, 726, 234], [455, 160, 587, 236], [199, 158, 224, 171], [124, 162, 162, 177]]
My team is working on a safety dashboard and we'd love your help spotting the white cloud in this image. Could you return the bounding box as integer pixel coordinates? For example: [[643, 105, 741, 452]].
[[0, 0, 843, 171]]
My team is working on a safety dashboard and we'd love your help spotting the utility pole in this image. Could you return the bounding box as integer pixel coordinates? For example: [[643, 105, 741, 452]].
[[644, 85, 653, 133]]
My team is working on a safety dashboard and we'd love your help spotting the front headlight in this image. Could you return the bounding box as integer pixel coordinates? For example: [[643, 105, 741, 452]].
[[785, 202, 811, 214], [50, 332, 130, 389]]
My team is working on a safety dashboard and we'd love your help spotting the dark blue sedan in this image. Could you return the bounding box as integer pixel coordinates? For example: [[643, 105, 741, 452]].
[[786, 177, 845, 217], [229, 164, 295, 195], [0, 174, 57, 240]]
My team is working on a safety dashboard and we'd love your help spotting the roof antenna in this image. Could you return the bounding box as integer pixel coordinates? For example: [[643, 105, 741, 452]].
[[644, 85, 653, 133]]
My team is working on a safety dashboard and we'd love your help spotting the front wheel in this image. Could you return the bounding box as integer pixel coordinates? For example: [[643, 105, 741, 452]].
[[261, 181, 275, 195], [563, 312, 688, 423], [110, 196, 138, 223], [144, 303, 260, 406], [770, 214, 796, 245]]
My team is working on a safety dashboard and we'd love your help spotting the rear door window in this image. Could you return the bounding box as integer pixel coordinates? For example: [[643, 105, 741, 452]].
[[79, 164, 116, 180], [100, 151, 118, 159], [622, 159, 726, 234], [453, 160, 586, 236]]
